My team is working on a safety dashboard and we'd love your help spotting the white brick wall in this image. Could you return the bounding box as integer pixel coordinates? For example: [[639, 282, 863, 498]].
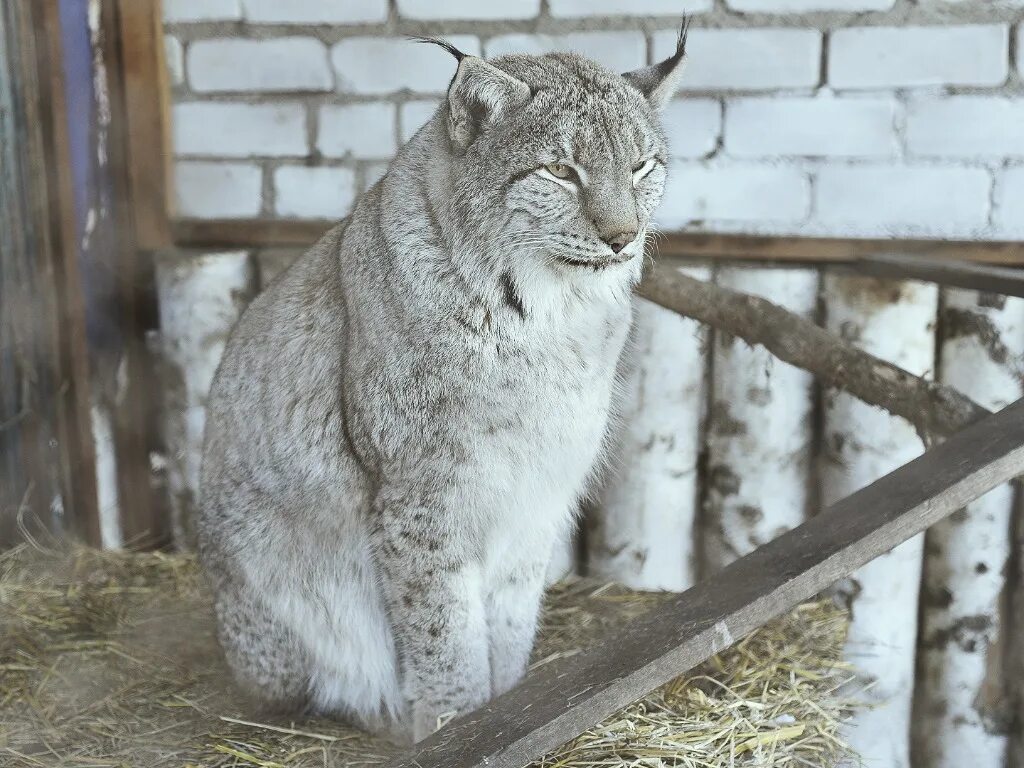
[[907, 97, 1024, 159], [167, 3, 1024, 239], [727, 0, 893, 10], [319, 103, 396, 159], [175, 162, 262, 218], [332, 36, 480, 94], [548, 0, 712, 16], [485, 32, 646, 74], [830, 25, 1009, 90], [658, 162, 812, 228], [995, 167, 1024, 233], [662, 99, 721, 158], [400, 100, 440, 144], [164, 0, 241, 23], [173, 103, 307, 157], [397, 0, 541, 20], [242, 0, 388, 24], [189, 38, 332, 93], [726, 97, 897, 158], [164, 36, 184, 87], [815, 166, 991, 234], [652, 28, 821, 91], [274, 166, 357, 219]]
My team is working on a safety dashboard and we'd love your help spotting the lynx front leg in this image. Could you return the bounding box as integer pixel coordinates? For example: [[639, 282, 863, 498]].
[[485, 542, 552, 697], [372, 503, 490, 742]]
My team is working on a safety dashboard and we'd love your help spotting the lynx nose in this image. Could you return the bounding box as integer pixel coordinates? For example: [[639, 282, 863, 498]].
[[604, 231, 637, 255]]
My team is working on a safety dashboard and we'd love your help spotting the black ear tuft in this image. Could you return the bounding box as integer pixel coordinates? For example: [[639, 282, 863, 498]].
[[408, 36, 467, 62], [675, 16, 691, 61]]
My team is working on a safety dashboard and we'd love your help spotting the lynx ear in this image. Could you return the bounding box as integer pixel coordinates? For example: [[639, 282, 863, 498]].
[[413, 37, 531, 150], [622, 17, 690, 111]]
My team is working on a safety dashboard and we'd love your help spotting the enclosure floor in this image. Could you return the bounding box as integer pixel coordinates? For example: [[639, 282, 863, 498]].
[[0, 546, 860, 767]]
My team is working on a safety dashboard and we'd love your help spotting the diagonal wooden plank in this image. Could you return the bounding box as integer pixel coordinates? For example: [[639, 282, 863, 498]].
[[387, 398, 1024, 768], [850, 253, 1024, 299]]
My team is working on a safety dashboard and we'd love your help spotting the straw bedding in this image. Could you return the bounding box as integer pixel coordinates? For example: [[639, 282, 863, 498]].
[[0, 544, 861, 767]]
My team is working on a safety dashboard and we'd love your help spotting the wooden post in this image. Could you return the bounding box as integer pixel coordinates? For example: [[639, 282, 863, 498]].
[[821, 274, 938, 768], [155, 251, 256, 549], [703, 267, 817, 572], [588, 267, 710, 591], [914, 290, 1024, 767], [0, 0, 99, 545]]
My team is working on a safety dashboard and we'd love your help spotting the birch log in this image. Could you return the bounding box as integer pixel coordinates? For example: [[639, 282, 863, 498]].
[[588, 266, 710, 591], [156, 251, 256, 549], [821, 275, 938, 768], [914, 290, 1024, 768], [703, 267, 818, 573]]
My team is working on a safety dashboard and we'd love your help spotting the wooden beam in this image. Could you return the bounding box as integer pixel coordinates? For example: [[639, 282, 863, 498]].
[[847, 254, 1024, 299], [387, 398, 1024, 768], [169, 218, 1024, 264]]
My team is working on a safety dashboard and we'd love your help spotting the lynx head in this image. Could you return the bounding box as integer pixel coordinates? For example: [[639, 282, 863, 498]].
[[419, 21, 688, 276]]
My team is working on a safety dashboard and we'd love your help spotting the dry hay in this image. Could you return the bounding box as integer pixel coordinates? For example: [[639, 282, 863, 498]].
[[0, 544, 862, 767]]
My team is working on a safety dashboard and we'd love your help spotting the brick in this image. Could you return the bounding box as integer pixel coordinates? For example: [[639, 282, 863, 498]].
[[651, 28, 821, 91], [830, 25, 1009, 89], [163, 0, 241, 22], [549, 0, 711, 16], [995, 167, 1024, 233], [726, 97, 896, 158], [189, 38, 332, 93], [164, 36, 184, 87], [485, 31, 645, 74], [173, 102, 307, 157], [332, 36, 480, 94], [400, 100, 440, 144], [907, 97, 1024, 159], [815, 165, 990, 232], [242, 0, 387, 24], [397, 0, 540, 20], [661, 99, 721, 158], [657, 162, 811, 229], [274, 166, 357, 219], [1020, 26, 1024, 78], [728, 0, 893, 10], [319, 103, 396, 159], [175, 162, 262, 218]]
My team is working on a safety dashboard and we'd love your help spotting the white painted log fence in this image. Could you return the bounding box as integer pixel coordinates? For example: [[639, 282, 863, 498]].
[[152, 256, 1024, 768]]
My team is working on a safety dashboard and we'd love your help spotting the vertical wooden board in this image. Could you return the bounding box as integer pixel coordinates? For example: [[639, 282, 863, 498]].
[[588, 266, 710, 591], [116, 0, 171, 248], [156, 251, 255, 548], [821, 274, 938, 768], [914, 289, 1024, 768], [703, 267, 818, 573]]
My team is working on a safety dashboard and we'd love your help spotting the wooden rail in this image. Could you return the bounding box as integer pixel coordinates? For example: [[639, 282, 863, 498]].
[[170, 218, 1024, 265], [386, 397, 1024, 768]]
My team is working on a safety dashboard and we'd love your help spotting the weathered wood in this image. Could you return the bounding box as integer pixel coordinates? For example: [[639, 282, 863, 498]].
[[638, 262, 989, 439], [171, 219, 1024, 264], [851, 254, 1024, 299], [116, 0, 171, 249], [387, 398, 1024, 768], [0, 0, 99, 545]]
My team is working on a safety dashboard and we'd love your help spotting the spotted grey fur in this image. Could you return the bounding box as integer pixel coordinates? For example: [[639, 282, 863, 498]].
[[198, 25, 689, 743]]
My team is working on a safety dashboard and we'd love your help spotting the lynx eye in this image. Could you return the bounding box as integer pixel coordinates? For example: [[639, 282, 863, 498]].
[[545, 162, 573, 179]]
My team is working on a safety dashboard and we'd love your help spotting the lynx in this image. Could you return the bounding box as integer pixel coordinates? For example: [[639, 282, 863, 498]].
[[199, 25, 689, 742]]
